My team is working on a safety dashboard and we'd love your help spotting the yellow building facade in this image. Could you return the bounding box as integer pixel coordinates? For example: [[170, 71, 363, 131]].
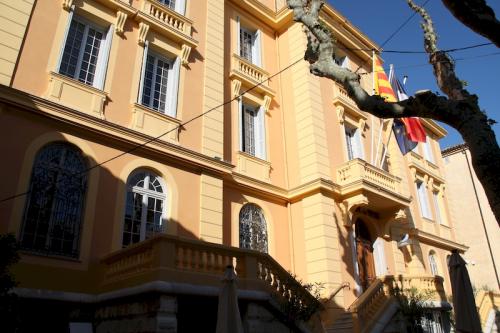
[[0, 0, 470, 332]]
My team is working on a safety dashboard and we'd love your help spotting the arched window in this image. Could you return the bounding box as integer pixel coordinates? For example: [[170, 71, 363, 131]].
[[239, 204, 268, 253], [20, 142, 88, 258], [429, 251, 439, 276], [122, 170, 167, 247]]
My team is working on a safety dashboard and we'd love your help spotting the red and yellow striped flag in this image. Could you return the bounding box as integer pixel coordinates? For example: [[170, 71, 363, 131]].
[[374, 55, 397, 102]]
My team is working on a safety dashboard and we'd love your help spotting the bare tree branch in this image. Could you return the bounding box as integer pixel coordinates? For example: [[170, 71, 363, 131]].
[[286, 0, 500, 225], [442, 0, 500, 48]]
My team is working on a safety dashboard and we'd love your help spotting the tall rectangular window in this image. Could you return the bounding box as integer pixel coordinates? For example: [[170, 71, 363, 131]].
[[59, 16, 111, 89], [242, 104, 256, 155], [240, 102, 265, 159], [139, 47, 180, 117], [416, 180, 432, 219], [237, 18, 261, 67], [345, 125, 363, 160]]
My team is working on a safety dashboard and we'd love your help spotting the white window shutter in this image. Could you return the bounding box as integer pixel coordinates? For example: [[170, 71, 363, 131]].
[[373, 238, 387, 276], [238, 99, 243, 151], [424, 138, 434, 163], [253, 30, 262, 67], [236, 16, 241, 56], [138, 41, 149, 103], [354, 128, 364, 159], [176, 0, 186, 15], [167, 57, 180, 117], [57, 7, 75, 72], [94, 24, 114, 89], [256, 106, 266, 159]]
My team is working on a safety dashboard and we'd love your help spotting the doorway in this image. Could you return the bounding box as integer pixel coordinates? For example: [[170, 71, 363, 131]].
[[355, 219, 376, 291]]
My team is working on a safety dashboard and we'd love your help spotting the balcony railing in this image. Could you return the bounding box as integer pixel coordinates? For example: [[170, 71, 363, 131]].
[[333, 83, 358, 109], [232, 54, 269, 84], [337, 158, 401, 194], [143, 0, 192, 36], [101, 234, 320, 312], [349, 275, 446, 332]]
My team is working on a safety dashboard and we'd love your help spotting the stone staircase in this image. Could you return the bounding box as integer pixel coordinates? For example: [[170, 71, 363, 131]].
[[325, 275, 446, 333], [326, 312, 354, 333]]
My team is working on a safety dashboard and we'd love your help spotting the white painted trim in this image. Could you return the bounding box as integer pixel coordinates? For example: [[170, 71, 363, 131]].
[[350, 229, 362, 296], [57, 6, 75, 73], [253, 29, 262, 67], [176, 0, 186, 15], [236, 16, 240, 55], [167, 56, 181, 118], [256, 105, 266, 160], [238, 98, 243, 151], [138, 41, 149, 103], [94, 23, 113, 89], [373, 237, 388, 276]]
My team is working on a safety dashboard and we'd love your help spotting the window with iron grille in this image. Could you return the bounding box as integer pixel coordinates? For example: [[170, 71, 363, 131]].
[[20, 143, 88, 258], [59, 16, 112, 89], [239, 204, 268, 253], [122, 171, 167, 247]]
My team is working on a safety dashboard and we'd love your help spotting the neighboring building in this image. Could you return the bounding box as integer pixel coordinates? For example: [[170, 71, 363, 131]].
[[442, 144, 500, 292], [0, 0, 468, 332]]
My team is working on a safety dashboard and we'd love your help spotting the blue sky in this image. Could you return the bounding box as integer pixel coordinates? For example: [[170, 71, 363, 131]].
[[327, 0, 500, 149]]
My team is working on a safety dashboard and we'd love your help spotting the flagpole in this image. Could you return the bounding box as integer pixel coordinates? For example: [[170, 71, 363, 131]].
[[373, 60, 387, 166], [370, 49, 376, 164]]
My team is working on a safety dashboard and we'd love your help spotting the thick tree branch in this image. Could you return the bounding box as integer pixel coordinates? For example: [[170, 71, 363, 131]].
[[407, 0, 469, 101], [287, 0, 500, 225], [442, 0, 500, 48]]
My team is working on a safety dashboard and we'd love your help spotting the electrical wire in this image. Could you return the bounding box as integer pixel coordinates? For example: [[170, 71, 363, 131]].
[[0, 58, 303, 204]]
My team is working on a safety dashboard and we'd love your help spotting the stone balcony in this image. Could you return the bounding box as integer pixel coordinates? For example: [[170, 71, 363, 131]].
[[230, 54, 275, 98], [336, 159, 411, 215], [100, 234, 320, 313]]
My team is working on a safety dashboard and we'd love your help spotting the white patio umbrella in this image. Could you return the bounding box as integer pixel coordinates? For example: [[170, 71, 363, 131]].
[[216, 265, 244, 333], [448, 250, 482, 333]]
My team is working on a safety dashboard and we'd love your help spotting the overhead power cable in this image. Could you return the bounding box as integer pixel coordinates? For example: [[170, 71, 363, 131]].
[[0, 58, 303, 204]]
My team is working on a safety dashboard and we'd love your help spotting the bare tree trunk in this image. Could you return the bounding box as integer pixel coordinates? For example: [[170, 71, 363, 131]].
[[286, 0, 500, 225]]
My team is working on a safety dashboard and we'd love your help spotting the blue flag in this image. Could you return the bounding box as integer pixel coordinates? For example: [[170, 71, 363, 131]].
[[393, 119, 417, 154]]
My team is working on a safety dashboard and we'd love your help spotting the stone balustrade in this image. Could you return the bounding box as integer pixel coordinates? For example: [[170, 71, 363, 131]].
[[337, 158, 401, 194], [349, 275, 446, 333], [101, 234, 320, 313], [333, 83, 360, 110], [143, 0, 192, 35], [232, 54, 270, 84]]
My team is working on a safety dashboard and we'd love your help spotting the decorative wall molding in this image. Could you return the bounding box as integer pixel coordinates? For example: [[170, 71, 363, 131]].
[[115, 11, 128, 35], [138, 22, 150, 45], [180, 44, 192, 65]]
